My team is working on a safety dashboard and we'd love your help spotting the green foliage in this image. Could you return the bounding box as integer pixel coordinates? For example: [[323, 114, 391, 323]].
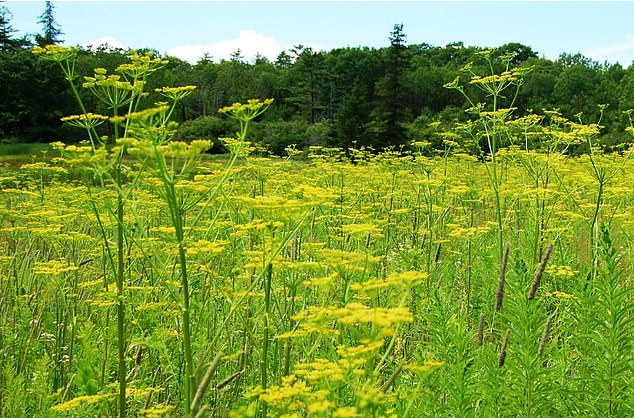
[[576, 226, 634, 416], [373, 23, 412, 148], [2, 9, 634, 153], [0, 5, 16, 52], [173, 115, 235, 152], [249, 119, 313, 155], [0, 142, 52, 155], [0, 48, 74, 142], [4, 19, 634, 416]]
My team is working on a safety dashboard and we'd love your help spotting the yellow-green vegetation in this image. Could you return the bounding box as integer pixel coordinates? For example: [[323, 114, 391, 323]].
[[0, 46, 632, 418]]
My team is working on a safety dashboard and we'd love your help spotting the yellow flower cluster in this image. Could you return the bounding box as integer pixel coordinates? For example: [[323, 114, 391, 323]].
[[83, 73, 135, 91], [546, 290, 578, 300], [32, 259, 79, 276], [403, 358, 446, 374], [250, 376, 312, 408], [139, 403, 175, 418], [294, 358, 345, 382], [469, 71, 517, 85], [545, 264, 578, 278], [156, 85, 197, 102], [290, 302, 413, 338], [219, 98, 274, 121], [61, 113, 109, 129], [116, 52, 168, 78], [186, 239, 227, 257], [32, 44, 77, 62], [50, 393, 115, 411], [341, 222, 384, 239], [349, 270, 427, 292], [446, 223, 493, 239]]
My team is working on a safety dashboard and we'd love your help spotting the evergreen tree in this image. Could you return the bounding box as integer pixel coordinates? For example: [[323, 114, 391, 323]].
[[374, 23, 411, 149], [36, 1, 63, 46], [326, 47, 382, 148], [286, 46, 329, 124], [0, 3, 18, 51]]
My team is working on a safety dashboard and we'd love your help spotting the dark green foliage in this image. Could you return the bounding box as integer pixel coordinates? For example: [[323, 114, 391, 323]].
[[0, 4, 16, 52], [173, 115, 236, 153], [374, 24, 412, 149], [0, 48, 74, 142], [2, 8, 634, 154], [496, 42, 538, 65], [249, 119, 315, 155]]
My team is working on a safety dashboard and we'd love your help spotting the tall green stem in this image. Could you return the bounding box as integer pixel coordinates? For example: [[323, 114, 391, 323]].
[[153, 146, 194, 415], [261, 262, 273, 418], [115, 154, 127, 418]]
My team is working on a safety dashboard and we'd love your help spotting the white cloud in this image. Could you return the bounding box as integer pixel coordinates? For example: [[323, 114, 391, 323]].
[[83, 36, 126, 51], [582, 34, 634, 65], [167, 30, 288, 63]]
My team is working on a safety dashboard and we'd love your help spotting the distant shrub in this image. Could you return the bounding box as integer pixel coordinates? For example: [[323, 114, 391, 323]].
[[173, 116, 236, 153], [174, 116, 333, 156], [250, 120, 331, 155]]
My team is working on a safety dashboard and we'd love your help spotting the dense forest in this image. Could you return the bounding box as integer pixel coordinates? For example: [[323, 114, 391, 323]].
[[2, 2, 634, 155]]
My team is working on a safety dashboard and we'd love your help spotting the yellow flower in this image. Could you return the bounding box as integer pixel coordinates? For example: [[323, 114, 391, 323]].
[[342, 222, 384, 239], [307, 399, 335, 414], [333, 406, 360, 417], [403, 358, 446, 374], [291, 303, 413, 337], [545, 265, 578, 278], [50, 393, 115, 411], [546, 290, 578, 300], [32, 44, 77, 62], [61, 113, 109, 130], [256, 376, 311, 407], [295, 358, 344, 382], [304, 272, 339, 287], [186, 239, 227, 257], [469, 72, 517, 85], [219, 98, 274, 122], [116, 52, 168, 78], [350, 270, 427, 291], [32, 259, 78, 276], [156, 85, 197, 102], [337, 340, 384, 359], [139, 404, 175, 418]]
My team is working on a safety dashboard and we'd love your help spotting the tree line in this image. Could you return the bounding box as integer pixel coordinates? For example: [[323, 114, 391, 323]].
[[2, 2, 634, 154]]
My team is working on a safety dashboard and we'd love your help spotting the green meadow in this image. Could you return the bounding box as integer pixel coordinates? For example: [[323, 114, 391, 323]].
[[0, 46, 632, 418]]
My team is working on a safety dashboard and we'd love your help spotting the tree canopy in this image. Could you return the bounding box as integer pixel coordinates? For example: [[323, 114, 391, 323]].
[[1, 10, 632, 154]]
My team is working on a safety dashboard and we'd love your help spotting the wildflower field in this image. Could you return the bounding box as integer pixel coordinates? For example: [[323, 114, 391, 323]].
[[0, 47, 633, 417]]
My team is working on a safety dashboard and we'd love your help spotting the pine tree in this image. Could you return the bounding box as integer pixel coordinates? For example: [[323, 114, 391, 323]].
[[0, 3, 17, 51], [36, 1, 63, 46], [375, 23, 411, 149]]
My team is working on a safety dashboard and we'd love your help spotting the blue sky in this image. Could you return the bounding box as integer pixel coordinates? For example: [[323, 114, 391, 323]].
[[5, 1, 634, 66]]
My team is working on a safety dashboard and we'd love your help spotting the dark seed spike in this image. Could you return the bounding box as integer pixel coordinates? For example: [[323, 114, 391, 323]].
[[528, 243, 554, 300], [538, 314, 554, 357], [477, 313, 485, 345], [498, 328, 511, 367], [435, 242, 442, 264]]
